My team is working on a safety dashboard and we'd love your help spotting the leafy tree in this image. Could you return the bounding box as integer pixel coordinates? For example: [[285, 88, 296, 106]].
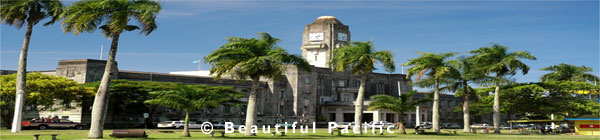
[[144, 84, 243, 137], [445, 56, 485, 132], [368, 90, 428, 134], [204, 32, 311, 136], [0, 73, 93, 128], [0, 0, 64, 132], [62, 0, 161, 138], [469, 44, 536, 133], [85, 80, 177, 128], [404, 52, 457, 133], [541, 81, 599, 117], [540, 63, 599, 83], [330, 41, 395, 135]]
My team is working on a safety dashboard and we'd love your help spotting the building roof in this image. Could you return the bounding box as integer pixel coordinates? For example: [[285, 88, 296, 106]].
[[565, 118, 600, 121], [312, 15, 344, 25]]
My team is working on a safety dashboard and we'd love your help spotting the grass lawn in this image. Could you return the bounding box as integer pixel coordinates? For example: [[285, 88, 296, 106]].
[[1, 128, 599, 140]]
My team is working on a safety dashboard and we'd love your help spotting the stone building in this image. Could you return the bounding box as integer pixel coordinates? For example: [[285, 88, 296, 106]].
[[3, 16, 464, 128]]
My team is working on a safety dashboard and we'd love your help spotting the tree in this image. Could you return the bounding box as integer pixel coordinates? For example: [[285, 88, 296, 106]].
[[0, 73, 94, 128], [469, 44, 536, 133], [85, 80, 177, 128], [62, 0, 161, 138], [144, 84, 243, 137], [540, 63, 599, 83], [329, 41, 395, 135], [404, 52, 458, 133], [368, 90, 428, 134], [444, 56, 485, 132], [0, 0, 64, 132], [204, 32, 311, 136]]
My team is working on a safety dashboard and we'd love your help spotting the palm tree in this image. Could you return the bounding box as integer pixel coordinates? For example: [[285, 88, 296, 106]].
[[329, 41, 395, 135], [62, 0, 161, 138], [404, 52, 458, 133], [469, 44, 536, 133], [540, 63, 599, 83], [145, 84, 243, 137], [0, 0, 64, 133], [444, 56, 484, 133], [204, 32, 311, 136], [368, 90, 428, 134]]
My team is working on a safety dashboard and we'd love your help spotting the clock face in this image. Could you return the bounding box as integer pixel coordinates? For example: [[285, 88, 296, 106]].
[[309, 32, 324, 41], [338, 33, 347, 41]]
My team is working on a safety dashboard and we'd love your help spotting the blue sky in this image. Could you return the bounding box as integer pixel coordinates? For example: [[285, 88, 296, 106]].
[[1, 1, 598, 90]]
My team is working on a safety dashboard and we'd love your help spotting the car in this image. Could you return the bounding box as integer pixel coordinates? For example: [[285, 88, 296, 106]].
[[420, 122, 433, 129], [499, 125, 511, 129], [157, 121, 185, 129], [275, 123, 294, 128], [368, 121, 395, 129], [213, 122, 242, 129], [13, 118, 85, 130], [470, 123, 490, 129], [441, 123, 461, 129]]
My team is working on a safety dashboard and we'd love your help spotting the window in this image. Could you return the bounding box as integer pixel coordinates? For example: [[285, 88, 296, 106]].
[[304, 92, 310, 99], [375, 83, 384, 94], [338, 80, 345, 87], [223, 106, 230, 113], [304, 77, 310, 84], [304, 106, 309, 112], [342, 93, 352, 102]]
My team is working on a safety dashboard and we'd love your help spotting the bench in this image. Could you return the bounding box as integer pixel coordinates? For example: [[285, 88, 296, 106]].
[[33, 134, 60, 140], [445, 130, 457, 134], [271, 131, 286, 136], [416, 129, 425, 134], [110, 130, 148, 138], [330, 129, 342, 136], [210, 131, 226, 137]]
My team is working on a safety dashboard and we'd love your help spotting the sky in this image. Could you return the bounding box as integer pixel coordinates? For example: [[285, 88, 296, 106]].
[[1, 0, 599, 91]]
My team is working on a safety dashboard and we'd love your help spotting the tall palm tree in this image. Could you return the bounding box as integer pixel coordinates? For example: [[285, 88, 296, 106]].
[[329, 41, 395, 135], [404, 52, 458, 133], [469, 44, 536, 133], [369, 90, 428, 134], [0, 0, 64, 133], [444, 56, 484, 133], [62, 0, 161, 138], [540, 63, 599, 83], [145, 84, 243, 137], [204, 32, 311, 136]]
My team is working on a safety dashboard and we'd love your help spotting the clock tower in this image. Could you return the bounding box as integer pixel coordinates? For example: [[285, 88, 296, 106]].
[[301, 16, 350, 68]]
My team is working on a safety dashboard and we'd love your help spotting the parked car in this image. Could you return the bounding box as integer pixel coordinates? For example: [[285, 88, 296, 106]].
[[368, 121, 395, 129], [441, 123, 461, 129], [213, 122, 242, 129], [470, 123, 490, 129], [12, 119, 85, 130], [157, 121, 185, 129], [499, 125, 511, 129], [420, 122, 433, 129]]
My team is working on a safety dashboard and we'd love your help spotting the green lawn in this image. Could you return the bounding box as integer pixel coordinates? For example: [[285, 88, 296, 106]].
[[1, 128, 598, 140]]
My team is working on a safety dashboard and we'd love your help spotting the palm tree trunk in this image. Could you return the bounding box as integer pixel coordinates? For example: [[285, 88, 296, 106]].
[[463, 81, 470, 133], [88, 33, 120, 138], [182, 111, 190, 137], [11, 21, 33, 133], [354, 73, 367, 135], [244, 77, 260, 136], [493, 82, 501, 134], [433, 79, 440, 133], [398, 112, 406, 134]]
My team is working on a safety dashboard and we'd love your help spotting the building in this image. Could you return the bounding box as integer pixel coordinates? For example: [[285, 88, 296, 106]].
[[3, 16, 463, 128]]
